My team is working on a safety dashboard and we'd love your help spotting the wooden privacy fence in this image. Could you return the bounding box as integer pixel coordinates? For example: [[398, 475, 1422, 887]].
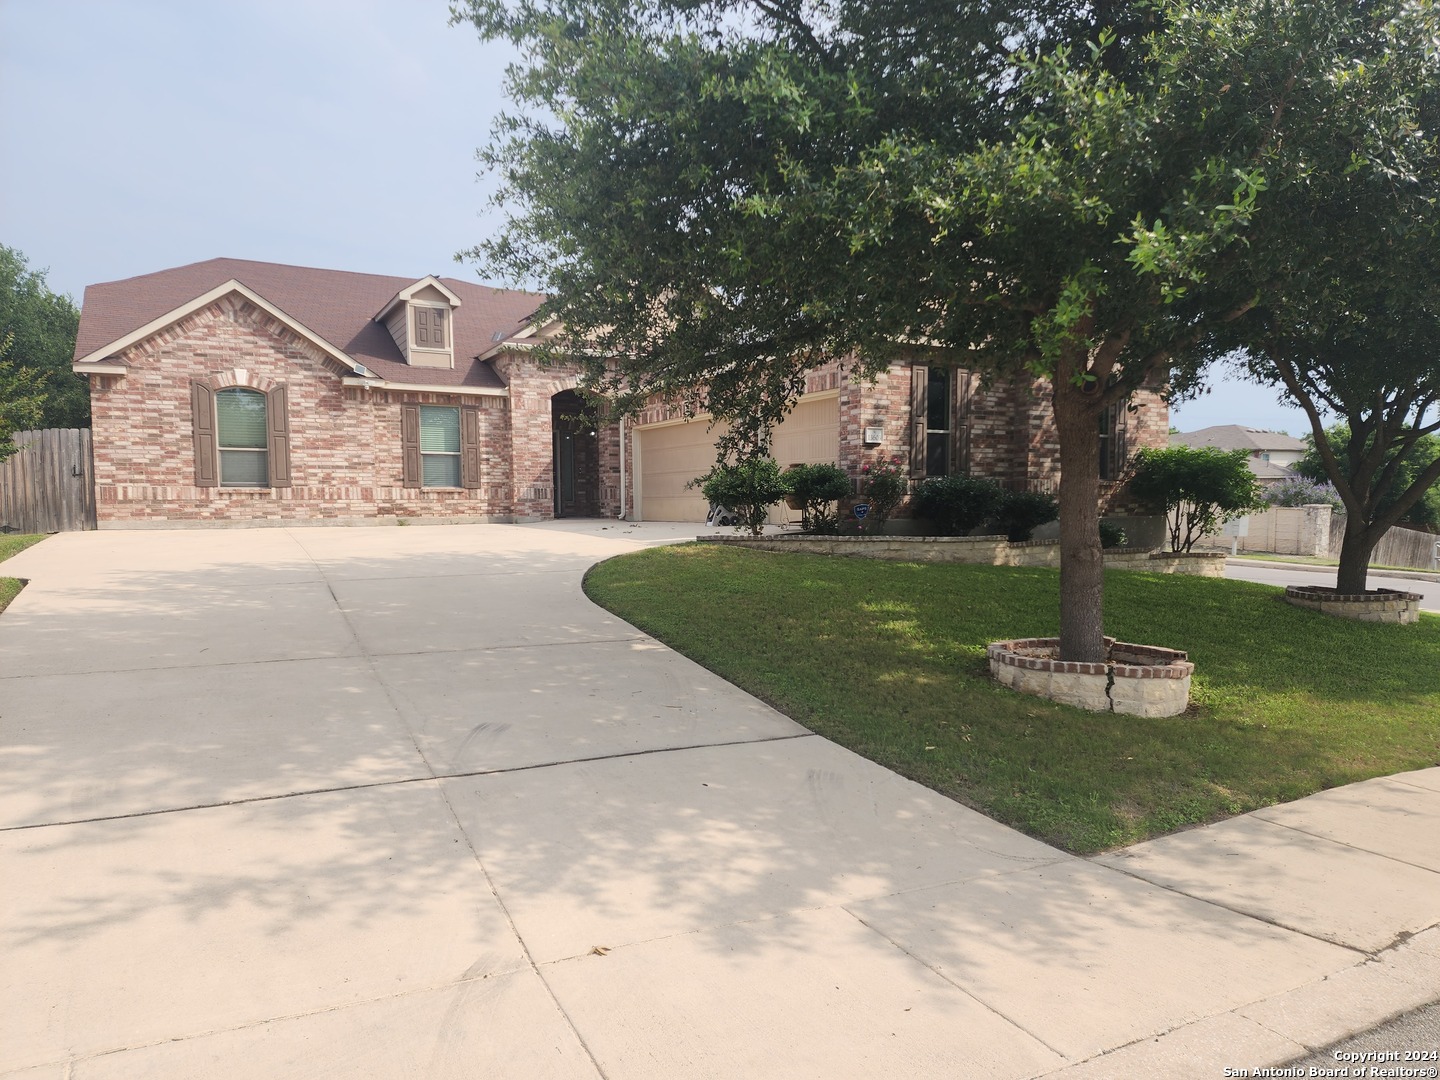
[[1329, 516, 1439, 571], [0, 429, 97, 533]]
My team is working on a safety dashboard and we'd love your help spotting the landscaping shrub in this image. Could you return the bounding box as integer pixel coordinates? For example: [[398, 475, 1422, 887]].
[[1098, 520, 1129, 548], [1129, 446, 1265, 552], [858, 455, 907, 529], [911, 475, 1006, 535], [782, 462, 851, 534], [695, 457, 787, 536], [991, 489, 1059, 541], [1265, 475, 1345, 511]]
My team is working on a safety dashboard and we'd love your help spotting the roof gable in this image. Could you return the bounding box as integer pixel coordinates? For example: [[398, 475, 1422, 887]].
[[74, 279, 368, 376], [74, 258, 543, 391], [374, 275, 465, 321]]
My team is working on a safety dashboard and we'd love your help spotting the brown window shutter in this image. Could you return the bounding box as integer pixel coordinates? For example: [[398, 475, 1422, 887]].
[[950, 369, 970, 476], [267, 384, 292, 487], [415, 307, 431, 347], [433, 308, 447, 350], [910, 364, 929, 478], [460, 407, 482, 489], [401, 404, 421, 486], [191, 381, 218, 487], [1116, 400, 1130, 471]]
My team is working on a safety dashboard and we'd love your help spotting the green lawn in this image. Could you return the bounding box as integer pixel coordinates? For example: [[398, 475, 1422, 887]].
[[585, 544, 1440, 854], [0, 533, 47, 614]]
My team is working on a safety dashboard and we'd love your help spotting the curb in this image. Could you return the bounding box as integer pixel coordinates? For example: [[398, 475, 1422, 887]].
[[1228, 558, 1440, 584]]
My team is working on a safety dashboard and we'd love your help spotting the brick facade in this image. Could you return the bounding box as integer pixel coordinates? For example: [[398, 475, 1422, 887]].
[[89, 296, 559, 524], [81, 269, 1167, 527], [835, 359, 1168, 515]]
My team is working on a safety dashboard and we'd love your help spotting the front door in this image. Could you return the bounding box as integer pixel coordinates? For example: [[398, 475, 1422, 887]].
[[551, 390, 598, 517], [554, 425, 578, 516]]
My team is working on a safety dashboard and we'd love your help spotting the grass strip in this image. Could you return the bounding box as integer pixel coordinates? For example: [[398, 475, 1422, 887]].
[[0, 533, 47, 615], [585, 543, 1440, 854]]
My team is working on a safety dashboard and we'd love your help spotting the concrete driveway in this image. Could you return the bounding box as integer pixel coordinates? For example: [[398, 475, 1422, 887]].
[[3, 523, 1438, 1079]]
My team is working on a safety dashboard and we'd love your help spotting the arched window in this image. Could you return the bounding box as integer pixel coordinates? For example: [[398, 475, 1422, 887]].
[[191, 381, 291, 489], [216, 388, 269, 487]]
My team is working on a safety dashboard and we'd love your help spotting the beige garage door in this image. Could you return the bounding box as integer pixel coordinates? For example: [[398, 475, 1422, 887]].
[[771, 395, 840, 472], [635, 395, 839, 522], [634, 417, 726, 523]]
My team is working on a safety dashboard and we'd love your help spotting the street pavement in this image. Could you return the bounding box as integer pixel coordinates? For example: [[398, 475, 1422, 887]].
[[1, 522, 1437, 1079], [1224, 557, 1440, 612]]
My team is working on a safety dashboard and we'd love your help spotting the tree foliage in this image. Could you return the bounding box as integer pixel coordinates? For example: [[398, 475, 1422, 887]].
[[0, 245, 85, 429], [0, 331, 48, 463], [1295, 426, 1440, 529], [455, 0, 1437, 659], [1226, 1, 1440, 592], [1129, 446, 1264, 553]]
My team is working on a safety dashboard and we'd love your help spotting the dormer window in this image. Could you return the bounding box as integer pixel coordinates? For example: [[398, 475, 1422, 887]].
[[375, 276, 463, 369], [413, 306, 447, 350]]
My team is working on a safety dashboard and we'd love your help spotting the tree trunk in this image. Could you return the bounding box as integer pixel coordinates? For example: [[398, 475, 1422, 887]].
[[1335, 516, 1378, 594], [1052, 379, 1107, 663]]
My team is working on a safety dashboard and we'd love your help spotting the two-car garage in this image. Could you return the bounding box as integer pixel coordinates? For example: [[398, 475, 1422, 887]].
[[631, 392, 840, 522]]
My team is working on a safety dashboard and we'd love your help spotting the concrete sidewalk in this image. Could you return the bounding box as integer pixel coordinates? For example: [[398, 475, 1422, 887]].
[[1, 522, 1437, 1079]]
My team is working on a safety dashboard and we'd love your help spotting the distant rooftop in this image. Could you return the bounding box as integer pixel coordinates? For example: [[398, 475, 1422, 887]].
[[1170, 424, 1306, 453]]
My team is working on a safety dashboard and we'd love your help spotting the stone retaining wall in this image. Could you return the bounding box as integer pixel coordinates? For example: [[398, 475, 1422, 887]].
[[1284, 586, 1422, 624], [697, 533, 1226, 576], [987, 637, 1194, 717]]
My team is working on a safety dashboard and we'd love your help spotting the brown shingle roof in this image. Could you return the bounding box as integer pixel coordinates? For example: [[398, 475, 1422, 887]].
[[1170, 424, 1306, 453], [74, 257, 545, 390]]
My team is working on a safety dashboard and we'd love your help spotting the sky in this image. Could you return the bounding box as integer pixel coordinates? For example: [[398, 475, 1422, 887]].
[[0, 0, 1320, 437]]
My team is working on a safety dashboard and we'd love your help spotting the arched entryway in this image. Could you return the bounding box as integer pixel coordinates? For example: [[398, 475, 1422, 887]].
[[551, 389, 601, 517]]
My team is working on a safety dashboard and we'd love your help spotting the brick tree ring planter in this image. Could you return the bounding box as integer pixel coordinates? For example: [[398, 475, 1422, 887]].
[[1284, 585, 1422, 624], [987, 637, 1194, 717]]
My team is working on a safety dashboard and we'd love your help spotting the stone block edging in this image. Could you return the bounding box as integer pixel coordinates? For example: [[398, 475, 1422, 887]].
[[987, 637, 1193, 717], [1284, 585, 1423, 624], [695, 533, 1224, 575]]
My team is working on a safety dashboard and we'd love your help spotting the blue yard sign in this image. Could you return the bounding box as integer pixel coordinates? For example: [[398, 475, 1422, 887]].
[[853, 503, 871, 520]]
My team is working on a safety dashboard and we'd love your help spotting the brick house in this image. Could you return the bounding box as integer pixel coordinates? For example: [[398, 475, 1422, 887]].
[[72, 258, 1168, 527]]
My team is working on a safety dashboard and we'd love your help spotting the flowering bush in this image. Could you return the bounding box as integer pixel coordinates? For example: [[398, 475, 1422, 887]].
[[859, 455, 907, 528], [1265, 475, 1345, 511]]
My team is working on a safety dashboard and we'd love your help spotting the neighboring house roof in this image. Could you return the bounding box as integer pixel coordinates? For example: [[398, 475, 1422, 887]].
[[1170, 424, 1306, 454], [73, 258, 545, 390], [1249, 459, 1298, 481]]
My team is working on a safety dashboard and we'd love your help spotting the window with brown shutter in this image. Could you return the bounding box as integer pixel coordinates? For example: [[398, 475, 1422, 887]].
[[191, 381, 218, 487], [267, 384, 292, 487], [460, 406, 481, 489], [1099, 400, 1130, 481], [401, 405, 422, 486], [912, 365, 956, 478], [951, 369, 972, 476], [910, 364, 929, 478], [194, 380, 292, 489]]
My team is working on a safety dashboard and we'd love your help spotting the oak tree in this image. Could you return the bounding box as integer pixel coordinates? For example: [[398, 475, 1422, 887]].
[[455, 0, 1432, 660]]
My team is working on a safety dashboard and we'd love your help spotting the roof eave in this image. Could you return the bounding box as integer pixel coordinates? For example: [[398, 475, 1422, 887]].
[[72, 361, 128, 377], [75, 279, 368, 377], [340, 376, 507, 397]]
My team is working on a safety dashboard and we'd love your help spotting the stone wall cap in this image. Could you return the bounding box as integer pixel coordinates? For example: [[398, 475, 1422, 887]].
[[1285, 584, 1422, 602]]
